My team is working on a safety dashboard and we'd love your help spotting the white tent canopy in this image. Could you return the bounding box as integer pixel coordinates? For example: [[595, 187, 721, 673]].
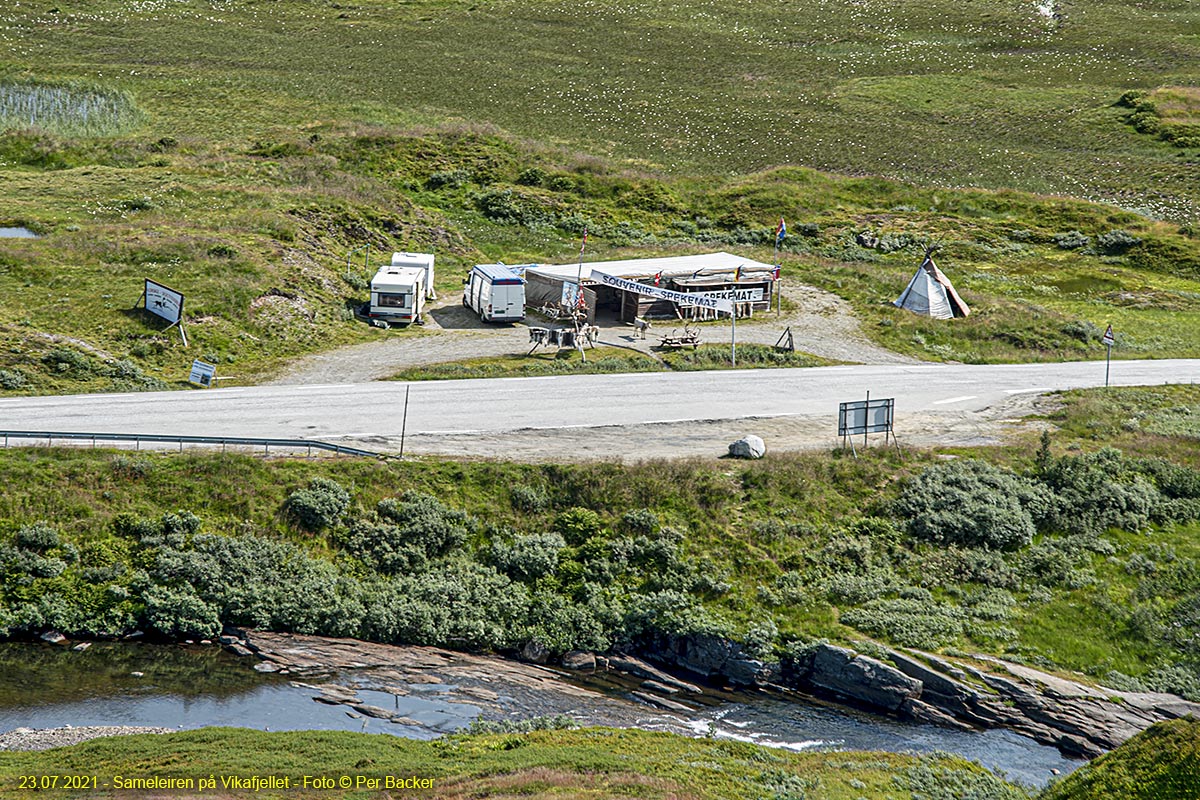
[[894, 253, 970, 319]]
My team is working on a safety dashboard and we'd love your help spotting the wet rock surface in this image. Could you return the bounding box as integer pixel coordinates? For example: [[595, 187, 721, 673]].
[[782, 643, 1200, 759]]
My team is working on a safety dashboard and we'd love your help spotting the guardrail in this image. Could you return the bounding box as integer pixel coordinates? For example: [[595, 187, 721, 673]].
[[0, 430, 388, 459]]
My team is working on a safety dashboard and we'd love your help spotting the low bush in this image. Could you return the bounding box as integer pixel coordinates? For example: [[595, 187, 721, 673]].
[[286, 477, 351, 532], [894, 460, 1051, 550]]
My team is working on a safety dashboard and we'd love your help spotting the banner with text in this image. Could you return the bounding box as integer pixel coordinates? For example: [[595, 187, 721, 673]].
[[591, 270, 734, 314]]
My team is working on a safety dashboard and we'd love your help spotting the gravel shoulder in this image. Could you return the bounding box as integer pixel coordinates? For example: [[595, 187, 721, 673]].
[[0, 726, 172, 751], [267, 283, 917, 386]]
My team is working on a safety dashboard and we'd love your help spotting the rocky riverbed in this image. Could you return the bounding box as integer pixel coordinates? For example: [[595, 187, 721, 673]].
[[233, 630, 1199, 760]]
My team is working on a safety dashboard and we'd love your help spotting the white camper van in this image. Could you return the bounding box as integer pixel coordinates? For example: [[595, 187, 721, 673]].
[[366, 252, 436, 326], [464, 263, 526, 323]]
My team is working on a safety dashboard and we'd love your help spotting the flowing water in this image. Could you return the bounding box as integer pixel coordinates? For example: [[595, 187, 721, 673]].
[[0, 642, 1081, 787]]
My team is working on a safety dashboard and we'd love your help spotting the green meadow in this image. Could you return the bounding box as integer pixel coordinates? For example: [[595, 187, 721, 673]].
[[0, 0, 1197, 392]]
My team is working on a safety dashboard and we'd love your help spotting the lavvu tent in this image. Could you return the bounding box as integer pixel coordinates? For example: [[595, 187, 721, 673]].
[[893, 248, 970, 319]]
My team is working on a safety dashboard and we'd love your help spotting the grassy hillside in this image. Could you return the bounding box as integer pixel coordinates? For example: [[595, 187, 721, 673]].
[[1040, 717, 1200, 800], [0, 1, 1198, 392], [0, 385, 1197, 697], [0, 727, 1031, 800]]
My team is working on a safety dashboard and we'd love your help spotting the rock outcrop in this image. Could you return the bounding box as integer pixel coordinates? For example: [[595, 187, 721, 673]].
[[781, 642, 1200, 759]]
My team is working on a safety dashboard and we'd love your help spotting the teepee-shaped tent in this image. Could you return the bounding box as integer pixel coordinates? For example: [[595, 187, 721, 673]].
[[893, 248, 970, 319]]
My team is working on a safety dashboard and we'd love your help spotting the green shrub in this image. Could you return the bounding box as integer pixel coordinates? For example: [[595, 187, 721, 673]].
[[554, 507, 604, 545], [491, 532, 565, 583], [425, 168, 470, 190], [15, 522, 59, 552], [510, 484, 549, 513], [41, 346, 97, 378], [142, 584, 221, 639], [286, 477, 351, 532], [1042, 448, 1160, 535], [0, 368, 27, 389], [1096, 229, 1142, 254], [376, 491, 472, 557], [840, 597, 966, 649], [1054, 230, 1090, 250], [894, 459, 1051, 550], [620, 508, 659, 535]]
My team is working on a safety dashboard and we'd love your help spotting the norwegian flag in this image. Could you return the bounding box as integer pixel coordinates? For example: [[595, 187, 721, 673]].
[[772, 265, 781, 280], [652, 271, 662, 286]]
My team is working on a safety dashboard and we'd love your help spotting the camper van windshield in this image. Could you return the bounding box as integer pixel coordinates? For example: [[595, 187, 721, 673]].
[[378, 293, 409, 308]]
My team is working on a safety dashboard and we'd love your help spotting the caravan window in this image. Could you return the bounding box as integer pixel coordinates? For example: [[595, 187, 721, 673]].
[[377, 292, 410, 308]]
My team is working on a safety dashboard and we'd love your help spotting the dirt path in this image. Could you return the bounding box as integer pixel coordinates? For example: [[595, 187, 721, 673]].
[[267, 283, 917, 386]]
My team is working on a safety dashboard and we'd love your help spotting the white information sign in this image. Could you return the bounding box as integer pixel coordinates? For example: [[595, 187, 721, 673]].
[[838, 398, 895, 437], [592, 270, 734, 314], [145, 279, 184, 324], [189, 359, 216, 388]]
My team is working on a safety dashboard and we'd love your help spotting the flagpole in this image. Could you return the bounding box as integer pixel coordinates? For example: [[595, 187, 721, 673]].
[[574, 227, 588, 309], [774, 237, 780, 317]]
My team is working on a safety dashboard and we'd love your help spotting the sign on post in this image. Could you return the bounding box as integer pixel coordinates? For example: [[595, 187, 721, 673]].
[[189, 359, 216, 388], [1102, 324, 1115, 386], [144, 279, 184, 324], [837, 394, 898, 455]]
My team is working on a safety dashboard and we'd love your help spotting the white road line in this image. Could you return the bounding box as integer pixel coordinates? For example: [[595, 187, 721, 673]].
[[293, 384, 354, 390], [1004, 387, 1053, 395], [932, 395, 978, 405]]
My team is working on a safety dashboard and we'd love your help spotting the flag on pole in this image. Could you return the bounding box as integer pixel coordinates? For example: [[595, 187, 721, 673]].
[[734, 265, 742, 281], [579, 228, 588, 257], [775, 217, 787, 245], [652, 271, 662, 287], [772, 265, 781, 280]]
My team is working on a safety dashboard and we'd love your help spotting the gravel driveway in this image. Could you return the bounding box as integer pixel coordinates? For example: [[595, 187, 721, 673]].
[[267, 283, 917, 386]]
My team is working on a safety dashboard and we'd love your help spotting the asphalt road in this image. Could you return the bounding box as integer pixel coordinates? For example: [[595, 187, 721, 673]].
[[2, 360, 1197, 453]]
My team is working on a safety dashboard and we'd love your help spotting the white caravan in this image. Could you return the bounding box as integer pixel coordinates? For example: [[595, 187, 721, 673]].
[[368, 265, 426, 325]]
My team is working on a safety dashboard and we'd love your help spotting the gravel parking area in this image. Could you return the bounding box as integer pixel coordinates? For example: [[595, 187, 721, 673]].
[[268, 283, 917, 386]]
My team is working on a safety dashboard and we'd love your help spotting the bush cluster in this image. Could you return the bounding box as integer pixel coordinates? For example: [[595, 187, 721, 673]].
[[286, 477, 351, 531], [894, 459, 1051, 550]]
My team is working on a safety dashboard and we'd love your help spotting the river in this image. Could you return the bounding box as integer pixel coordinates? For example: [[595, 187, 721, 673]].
[[0, 641, 1081, 787]]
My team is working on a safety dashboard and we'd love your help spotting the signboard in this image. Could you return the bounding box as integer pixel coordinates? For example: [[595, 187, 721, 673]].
[[592, 270, 734, 314], [701, 287, 764, 303], [145, 279, 184, 324], [838, 397, 895, 437], [1101, 324, 1115, 346], [561, 281, 581, 307], [189, 359, 216, 388]]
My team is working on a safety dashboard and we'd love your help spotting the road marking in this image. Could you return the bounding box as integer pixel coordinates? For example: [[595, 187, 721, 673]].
[[293, 384, 354, 390], [932, 395, 978, 405], [1004, 387, 1053, 395]]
